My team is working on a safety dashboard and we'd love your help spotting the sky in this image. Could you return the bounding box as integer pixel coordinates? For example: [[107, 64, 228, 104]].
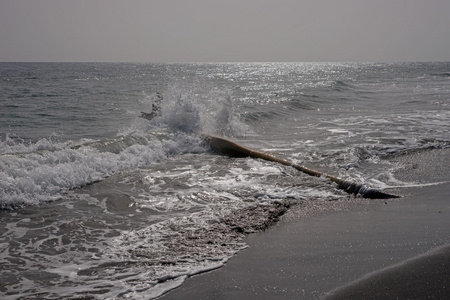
[[1, 0, 449, 62]]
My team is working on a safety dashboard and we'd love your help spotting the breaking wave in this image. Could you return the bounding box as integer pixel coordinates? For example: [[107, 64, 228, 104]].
[[0, 86, 248, 209]]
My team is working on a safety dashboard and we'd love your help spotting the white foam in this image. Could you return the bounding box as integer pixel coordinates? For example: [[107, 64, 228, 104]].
[[0, 133, 203, 208], [87, 155, 342, 299], [103, 207, 247, 299], [1, 84, 253, 209], [0, 133, 70, 155]]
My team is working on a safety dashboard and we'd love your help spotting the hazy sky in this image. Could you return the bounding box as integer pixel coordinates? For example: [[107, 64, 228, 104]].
[[1, 0, 449, 62]]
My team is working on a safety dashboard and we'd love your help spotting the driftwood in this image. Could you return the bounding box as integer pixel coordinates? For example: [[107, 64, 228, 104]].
[[203, 135, 399, 199]]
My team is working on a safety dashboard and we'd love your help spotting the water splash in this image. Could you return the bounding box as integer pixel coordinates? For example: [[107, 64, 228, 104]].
[[0, 133, 204, 209], [137, 84, 249, 137]]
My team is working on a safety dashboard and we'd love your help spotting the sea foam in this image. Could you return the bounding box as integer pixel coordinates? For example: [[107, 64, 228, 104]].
[[0, 86, 248, 209]]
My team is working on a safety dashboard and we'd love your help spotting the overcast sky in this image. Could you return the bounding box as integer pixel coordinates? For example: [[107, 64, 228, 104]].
[[1, 0, 449, 62]]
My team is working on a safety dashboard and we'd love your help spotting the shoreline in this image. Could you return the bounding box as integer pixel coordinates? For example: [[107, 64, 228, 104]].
[[159, 149, 450, 299]]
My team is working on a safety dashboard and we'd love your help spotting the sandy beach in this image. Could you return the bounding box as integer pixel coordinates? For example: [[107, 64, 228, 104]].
[[159, 148, 450, 299]]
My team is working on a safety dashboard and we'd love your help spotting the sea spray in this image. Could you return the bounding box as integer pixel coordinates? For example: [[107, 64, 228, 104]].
[[1, 83, 250, 209], [136, 84, 249, 137]]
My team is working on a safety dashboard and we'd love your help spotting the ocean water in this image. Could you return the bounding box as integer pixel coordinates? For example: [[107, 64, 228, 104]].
[[1, 62, 449, 299]]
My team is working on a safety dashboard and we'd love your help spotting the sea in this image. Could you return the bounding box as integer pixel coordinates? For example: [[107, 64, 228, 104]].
[[1, 62, 449, 299]]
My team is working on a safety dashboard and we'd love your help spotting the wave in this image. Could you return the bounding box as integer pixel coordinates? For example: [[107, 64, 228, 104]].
[[333, 79, 352, 89], [432, 72, 450, 77], [1, 85, 250, 209], [0, 132, 205, 209], [288, 94, 329, 111], [242, 110, 287, 122]]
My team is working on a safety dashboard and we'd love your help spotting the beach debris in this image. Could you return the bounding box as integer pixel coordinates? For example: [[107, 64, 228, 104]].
[[203, 135, 400, 199]]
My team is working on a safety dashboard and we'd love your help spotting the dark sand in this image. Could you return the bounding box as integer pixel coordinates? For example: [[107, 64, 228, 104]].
[[159, 149, 450, 299], [327, 244, 450, 299]]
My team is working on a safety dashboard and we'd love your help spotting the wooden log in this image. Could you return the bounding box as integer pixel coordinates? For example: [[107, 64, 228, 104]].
[[203, 135, 400, 199]]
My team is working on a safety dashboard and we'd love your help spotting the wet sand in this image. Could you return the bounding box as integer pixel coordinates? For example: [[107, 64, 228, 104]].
[[159, 149, 450, 299], [327, 244, 450, 299]]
